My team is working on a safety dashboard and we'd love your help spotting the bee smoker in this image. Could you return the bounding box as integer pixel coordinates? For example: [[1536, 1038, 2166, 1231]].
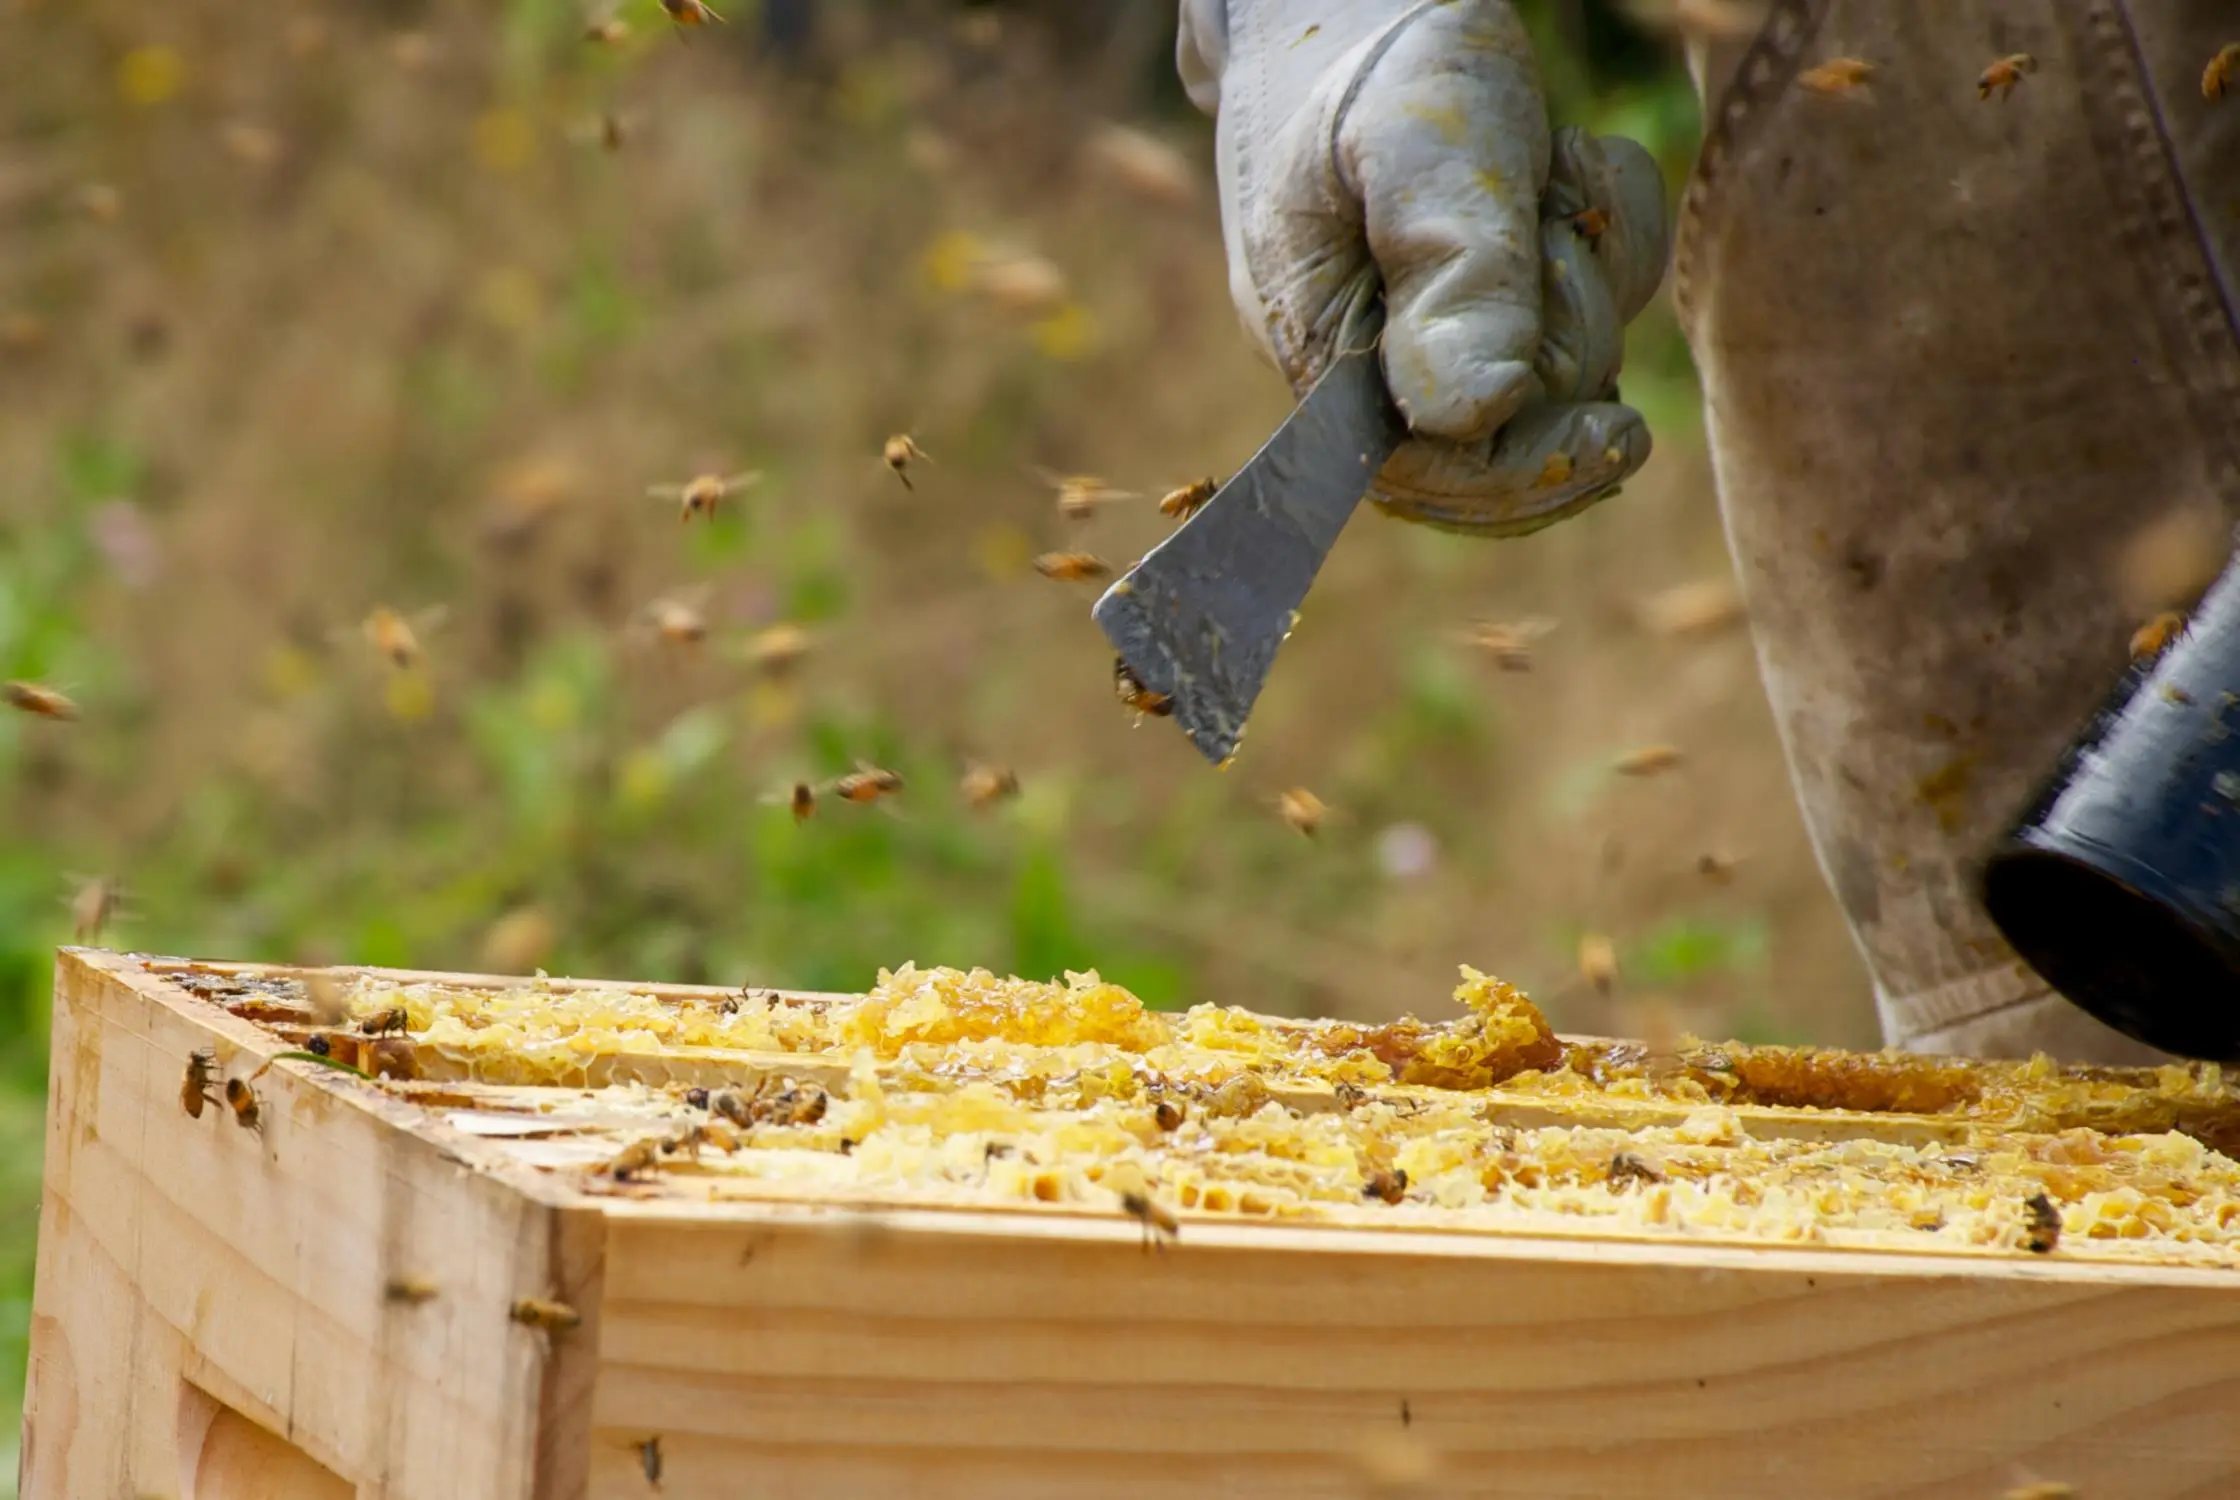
[[1981, 556, 2240, 1061]]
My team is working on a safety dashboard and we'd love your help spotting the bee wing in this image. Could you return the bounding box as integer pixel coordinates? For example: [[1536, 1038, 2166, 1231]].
[[723, 470, 764, 491], [647, 483, 686, 500], [411, 604, 451, 637]]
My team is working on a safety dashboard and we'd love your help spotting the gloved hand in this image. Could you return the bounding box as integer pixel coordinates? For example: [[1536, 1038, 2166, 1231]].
[[1178, 0, 1670, 534]]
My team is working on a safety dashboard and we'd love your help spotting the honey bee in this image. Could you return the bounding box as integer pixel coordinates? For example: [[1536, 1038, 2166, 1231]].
[[638, 591, 710, 648], [2206, 42, 2240, 101], [384, 1277, 440, 1305], [360, 1007, 410, 1038], [1278, 787, 1328, 837], [1607, 1149, 1666, 1185], [743, 622, 812, 677], [1798, 57, 1875, 96], [647, 470, 760, 524], [303, 970, 351, 1026], [2130, 610, 2186, 662], [1578, 933, 1620, 996], [1157, 477, 1219, 521], [960, 763, 1020, 811], [1103, 1161, 1179, 1252], [882, 434, 929, 490], [1613, 744, 1685, 777], [1569, 206, 1610, 240], [68, 875, 121, 943], [661, 1120, 742, 1159], [606, 1137, 663, 1181], [1082, 123, 1199, 209], [658, 0, 723, 30], [223, 1076, 262, 1132], [1978, 52, 2037, 100], [1363, 1167, 1409, 1205], [1114, 658, 1173, 719], [510, 1297, 582, 1332], [583, 16, 631, 44], [639, 1435, 664, 1487], [220, 121, 283, 168], [565, 110, 631, 152], [182, 1047, 218, 1119], [1456, 617, 1556, 672], [2022, 1191, 2062, 1254], [1034, 551, 1112, 582], [1696, 851, 1740, 884], [4, 681, 80, 720], [1037, 470, 1139, 522], [75, 182, 122, 222], [359, 605, 447, 672], [1152, 1098, 1184, 1132], [1633, 578, 1743, 637], [829, 762, 904, 804], [0, 313, 45, 353], [782, 781, 816, 821]]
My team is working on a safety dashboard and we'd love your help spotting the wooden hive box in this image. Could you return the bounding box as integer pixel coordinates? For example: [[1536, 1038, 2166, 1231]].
[[23, 947, 2240, 1499]]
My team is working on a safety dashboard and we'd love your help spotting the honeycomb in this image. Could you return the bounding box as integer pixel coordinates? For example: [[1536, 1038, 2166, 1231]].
[[209, 960, 2240, 1266]]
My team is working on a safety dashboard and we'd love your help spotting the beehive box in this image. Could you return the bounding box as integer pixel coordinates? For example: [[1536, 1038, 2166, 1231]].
[[23, 947, 2240, 1499]]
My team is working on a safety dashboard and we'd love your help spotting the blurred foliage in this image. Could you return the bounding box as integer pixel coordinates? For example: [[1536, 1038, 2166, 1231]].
[[0, 0, 1866, 1478]]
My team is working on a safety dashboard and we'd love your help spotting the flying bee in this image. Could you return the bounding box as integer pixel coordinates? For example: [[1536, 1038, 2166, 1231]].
[[1363, 1167, 1409, 1205], [1696, 851, 1740, 885], [1978, 52, 2037, 100], [510, 1297, 582, 1332], [882, 434, 929, 490], [1799, 57, 1875, 95], [1578, 933, 1619, 996], [384, 1277, 440, 1305], [1277, 787, 1328, 837], [1036, 469, 1138, 522], [2206, 42, 2240, 101], [1114, 657, 1173, 720], [1634, 577, 1743, 637], [75, 182, 122, 222], [960, 763, 1020, 811], [1157, 477, 1218, 521], [583, 15, 631, 44], [1103, 1161, 1179, 1252], [829, 762, 904, 804], [2130, 610, 2186, 661], [1033, 551, 1112, 583], [647, 470, 760, 524], [360, 1006, 410, 1038], [182, 1047, 218, 1119], [303, 970, 351, 1026], [1613, 744, 1685, 777], [1456, 617, 1557, 672], [637, 588, 712, 649], [658, 0, 723, 32], [4, 681, 80, 720], [223, 1076, 262, 1132], [639, 1436, 664, 1488], [565, 110, 633, 152], [742, 622, 812, 678], [766, 780, 816, 822], [2022, 1191, 2062, 1253], [355, 605, 448, 672], [67, 874, 122, 943]]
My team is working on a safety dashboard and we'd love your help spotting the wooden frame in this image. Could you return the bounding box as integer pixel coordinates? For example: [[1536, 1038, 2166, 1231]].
[[23, 948, 2240, 1499]]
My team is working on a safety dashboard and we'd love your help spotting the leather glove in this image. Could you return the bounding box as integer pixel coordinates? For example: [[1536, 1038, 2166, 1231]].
[[1178, 0, 1669, 535]]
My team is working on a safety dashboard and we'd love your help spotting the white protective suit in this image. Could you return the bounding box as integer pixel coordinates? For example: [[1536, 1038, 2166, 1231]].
[[1178, 0, 2240, 1064]]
